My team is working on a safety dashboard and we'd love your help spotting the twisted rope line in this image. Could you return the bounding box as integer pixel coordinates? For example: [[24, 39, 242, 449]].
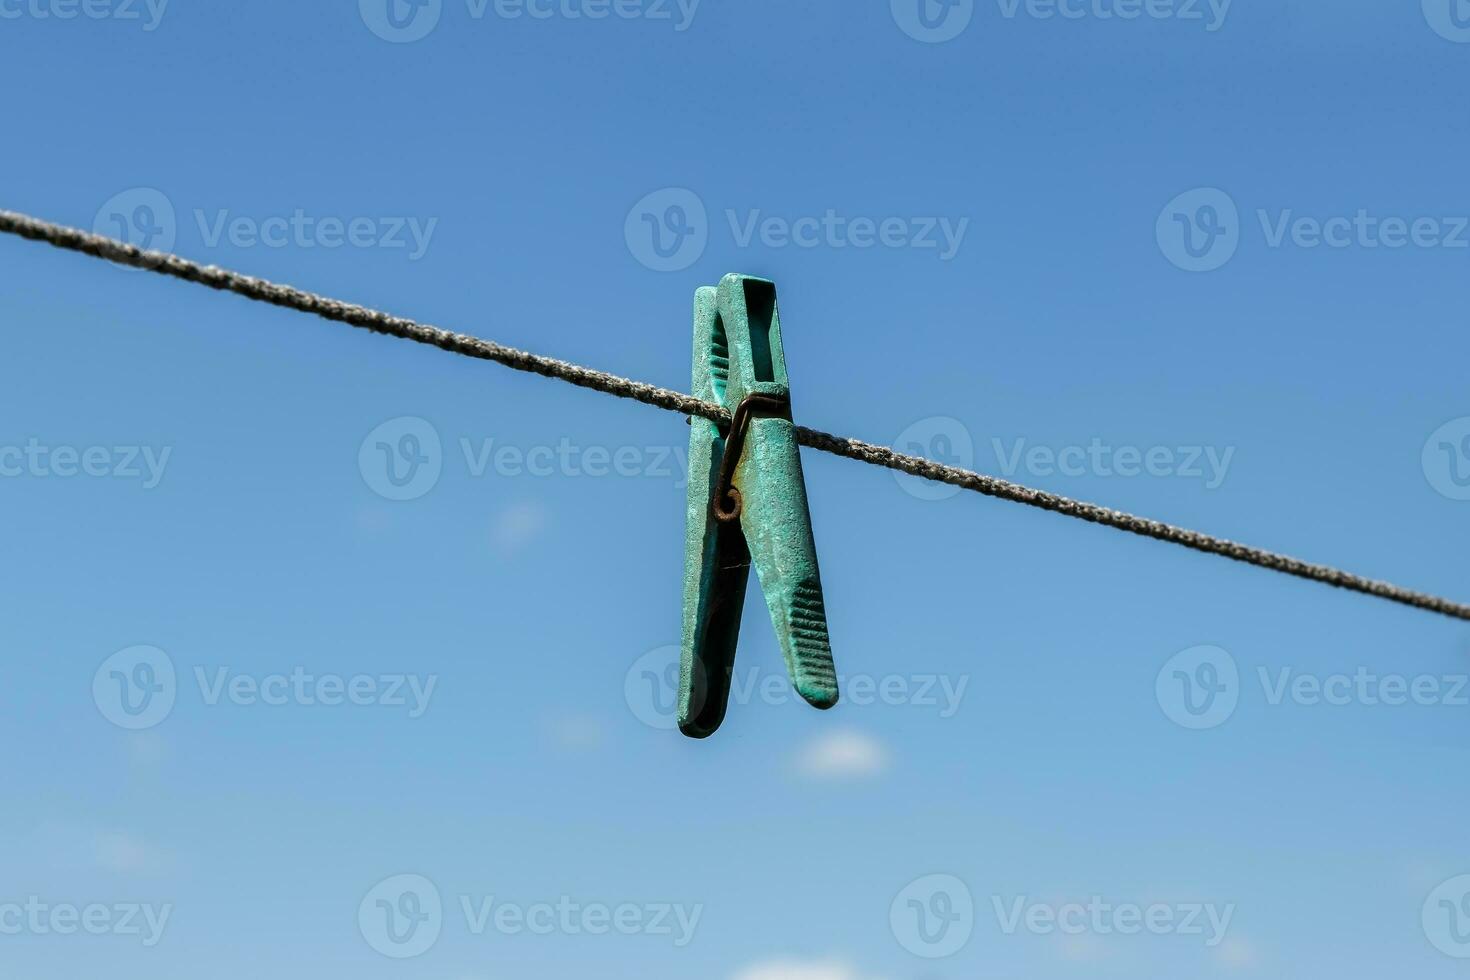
[[3, 208, 1466, 622]]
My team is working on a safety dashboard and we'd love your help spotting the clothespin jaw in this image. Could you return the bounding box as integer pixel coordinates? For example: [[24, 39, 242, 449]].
[[679, 274, 838, 738]]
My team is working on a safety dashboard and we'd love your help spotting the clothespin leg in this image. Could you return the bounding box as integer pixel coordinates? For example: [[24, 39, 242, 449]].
[[679, 287, 751, 737], [716, 274, 839, 712], [732, 416, 838, 710]]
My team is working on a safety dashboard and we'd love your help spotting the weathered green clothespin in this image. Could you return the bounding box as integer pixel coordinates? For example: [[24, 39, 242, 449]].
[[679, 274, 838, 738]]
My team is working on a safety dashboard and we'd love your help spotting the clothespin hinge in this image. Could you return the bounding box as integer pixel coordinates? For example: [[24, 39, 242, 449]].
[[710, 392, 791, 523]]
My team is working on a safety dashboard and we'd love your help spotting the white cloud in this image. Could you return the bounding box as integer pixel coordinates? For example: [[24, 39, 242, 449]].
[[353, 505, 393, 536], [491, 500, 549, 555], [126, 731, 169, 769], [95, 831, 170, 874], [1056, 931, 1111, 962], [1214, 937, 1259, 968], [542, 713, 604, 752], [732, 960, 880, 980], [791, 729, 890, 780], [27, 823, 174, 875]]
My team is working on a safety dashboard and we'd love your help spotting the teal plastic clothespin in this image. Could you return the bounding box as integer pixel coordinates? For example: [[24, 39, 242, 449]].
[[679, 274, 838, 738]]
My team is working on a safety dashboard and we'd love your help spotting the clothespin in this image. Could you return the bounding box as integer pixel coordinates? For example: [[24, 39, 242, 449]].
[[679, 274, 838, 738]]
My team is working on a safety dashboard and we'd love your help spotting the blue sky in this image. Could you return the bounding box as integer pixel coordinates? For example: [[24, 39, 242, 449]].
[[2, 1, 1470, 977]]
